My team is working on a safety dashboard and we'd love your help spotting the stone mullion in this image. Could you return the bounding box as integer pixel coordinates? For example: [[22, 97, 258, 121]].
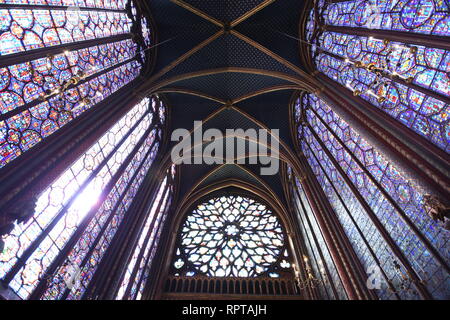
[[0, 81, 142, 255], [291, 184, 339, 300], [84, 162, 166, 300], [323, 25, 450, 51], [296, 156, 364, 299], [306, 124, 433, 299], [300, 155, 376, 300], [285, 181, 321, 300], [308, 106, 450, 273], [56, 138, 159, 300], [0, 34, 133, 69], [141, 167, 179, 301], [314, 47, 450, 105], [303, 140, 400, 299], [131, 194, 174, 301], [141, 204, 176, 300], [316, 77, 450, 201], [122, 183, 171, 300], [29, 124, 155, 300], [305, 168, 378, 300], [2, 103, 152, 285], [1, 57, 136, 121]]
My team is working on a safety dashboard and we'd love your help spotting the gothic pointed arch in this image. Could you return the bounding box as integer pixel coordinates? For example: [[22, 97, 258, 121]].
[[0, 0, 448, 302], [302, 0, 449, 153], [155, 175, 304, 299], [0, 0, 155, 169], [0, 92, 170, 300], [291, 90, 449, 300], [292, 0, 450, 300]]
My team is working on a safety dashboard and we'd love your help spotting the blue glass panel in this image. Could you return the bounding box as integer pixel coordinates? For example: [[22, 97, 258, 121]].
[[316, 53, 449, 152], [324, 0, 450, 36], [295, 94, 450, 299], [116, 166, 175, 300]]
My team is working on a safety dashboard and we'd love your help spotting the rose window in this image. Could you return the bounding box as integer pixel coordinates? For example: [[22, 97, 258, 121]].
[[172, 195, 291, 278]]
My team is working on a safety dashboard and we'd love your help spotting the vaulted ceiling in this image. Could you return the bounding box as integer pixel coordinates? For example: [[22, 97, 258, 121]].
[[140, 0, 313, 205]]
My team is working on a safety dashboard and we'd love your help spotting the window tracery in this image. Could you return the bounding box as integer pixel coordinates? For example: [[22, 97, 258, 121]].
[[293, 92, 449, 299], [171, 195, 294, 279], [0, 94, 166, 300], [305, 0, 450, 152], [0, 0, 152, 168]]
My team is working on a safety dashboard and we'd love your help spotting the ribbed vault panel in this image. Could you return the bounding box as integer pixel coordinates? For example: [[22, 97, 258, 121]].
[[166, 72, 294, 101], [235, 0, 305, 70], [196, 164, 266, 191], [167, 93, 224, 136], [177, 163, 284, 205], [146, 0, 222, 75], [145, 0, 305, 214], [178, 164, 219, 200], [160, 33, 298, 81], [234, 90, 296, 150], [182, 0, 267, 23], [202, 108, 261, 131]]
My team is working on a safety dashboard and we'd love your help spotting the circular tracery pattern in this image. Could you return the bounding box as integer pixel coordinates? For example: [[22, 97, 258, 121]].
[[175, 195, 286, 278], [400, 0, 435, 29]]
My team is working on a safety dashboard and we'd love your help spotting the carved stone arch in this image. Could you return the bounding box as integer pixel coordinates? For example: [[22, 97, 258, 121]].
[[153, 176, 306, 299], [155, 84, 302, 105], [139, 68, 320, 94], [153, 99, 310, 187]]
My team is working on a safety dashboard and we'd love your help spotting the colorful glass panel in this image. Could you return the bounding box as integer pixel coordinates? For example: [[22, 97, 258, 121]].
[[0, 1, 153, 168], [116, 168, 175, 300], [316, 52, 449, 151], [319, 31, 449, 97], [305, 1, 450, 152], [0, 95, 165, 299], [172, 195, 288, 278], [1, 59, 142, 168], [292, 179, 348, 300], [324, 0, 450, 36], [295, 93, 450, 299], [0, 39, 138, 115]]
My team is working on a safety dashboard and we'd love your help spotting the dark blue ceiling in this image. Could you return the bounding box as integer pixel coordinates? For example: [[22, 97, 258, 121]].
[[182, 0, 268, 23], [160, 33, 299, 81], [164, 72, 294, 102], [145, 0, 308, 205]]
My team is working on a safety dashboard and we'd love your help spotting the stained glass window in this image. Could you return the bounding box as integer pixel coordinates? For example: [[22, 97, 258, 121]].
[[289, 175, 348, 300], [0, 0, 152, 168], [306, 0, 450, 152], [0, 9, 132, 55], [171, 195, 293, 279], [0, 94, 166, 300], [303, 2, 450, 298], [319, 32, 449, 97], [293, 93, 450, 299], [324, 0, 450, 36], [116, 165, 176, 300], [0, 1, 127, 11]]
